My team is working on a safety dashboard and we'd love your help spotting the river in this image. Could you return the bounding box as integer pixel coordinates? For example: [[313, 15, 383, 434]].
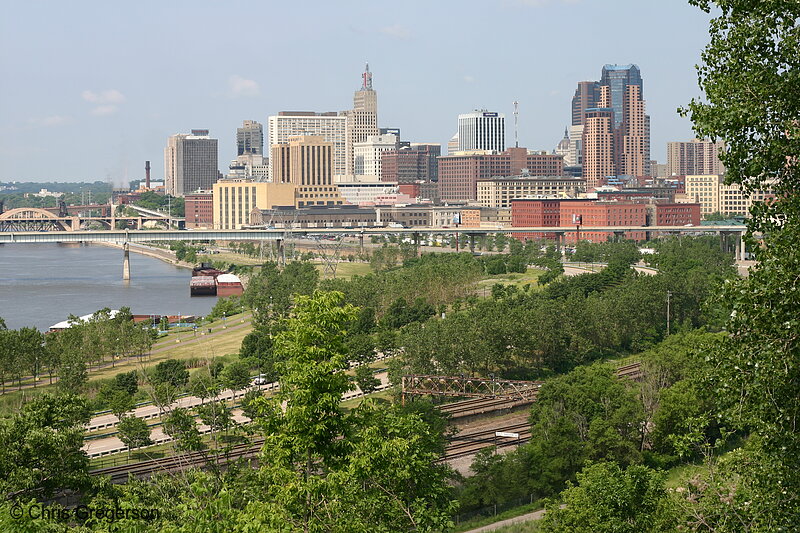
[[0, 243, 218, 330]]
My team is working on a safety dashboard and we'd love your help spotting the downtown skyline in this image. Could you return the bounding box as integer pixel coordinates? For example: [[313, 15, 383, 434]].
[[0, 1, 714, 183]]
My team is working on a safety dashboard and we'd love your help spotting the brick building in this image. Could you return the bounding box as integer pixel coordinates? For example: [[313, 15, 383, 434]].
[[184, 191, 213, 228], [438, 147, 563, 202], [380, 144, 440, 183]]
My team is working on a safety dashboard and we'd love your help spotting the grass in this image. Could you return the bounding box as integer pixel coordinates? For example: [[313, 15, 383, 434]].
[[314, 260, 373, 280], [475, 267, 547, 294], [452, 502, 543, 533]]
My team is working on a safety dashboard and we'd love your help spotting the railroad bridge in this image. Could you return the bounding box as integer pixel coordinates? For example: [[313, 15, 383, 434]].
[[401, 374, 543, 402]]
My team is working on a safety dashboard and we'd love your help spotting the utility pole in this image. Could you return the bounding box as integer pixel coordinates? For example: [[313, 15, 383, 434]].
[[666, 290, 672, 336]]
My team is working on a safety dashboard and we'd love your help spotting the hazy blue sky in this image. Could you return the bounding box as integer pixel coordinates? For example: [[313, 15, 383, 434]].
[[0, 0, 713, 184]]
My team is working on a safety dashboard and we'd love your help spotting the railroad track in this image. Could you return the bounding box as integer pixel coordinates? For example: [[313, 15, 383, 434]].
[[440, 421, 531, 461]]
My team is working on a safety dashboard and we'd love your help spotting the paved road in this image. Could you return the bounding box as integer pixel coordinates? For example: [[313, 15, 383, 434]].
[[461, 508, 547, 533]]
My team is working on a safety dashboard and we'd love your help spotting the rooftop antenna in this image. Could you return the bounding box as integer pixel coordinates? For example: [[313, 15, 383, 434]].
[[513, 101, 519, 148]]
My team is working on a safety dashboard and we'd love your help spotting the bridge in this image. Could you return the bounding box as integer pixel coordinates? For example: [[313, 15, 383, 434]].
[[0, 207, 171, 232]]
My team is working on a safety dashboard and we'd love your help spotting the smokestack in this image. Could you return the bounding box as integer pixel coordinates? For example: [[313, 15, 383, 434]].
[[145, 161, 151, 189]]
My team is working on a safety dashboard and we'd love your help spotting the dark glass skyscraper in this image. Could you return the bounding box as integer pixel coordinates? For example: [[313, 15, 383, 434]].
[[600, 64, 643, 128]]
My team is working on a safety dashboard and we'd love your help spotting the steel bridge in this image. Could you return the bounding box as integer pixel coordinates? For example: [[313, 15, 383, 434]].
[[0, 207, 170, 232], [402, 374, 543, 402]]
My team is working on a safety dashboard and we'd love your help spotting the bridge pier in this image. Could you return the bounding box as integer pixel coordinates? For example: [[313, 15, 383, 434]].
[[359, 230, 364, 256], [413, 232, 420, 256], [468, 234, 475, 254], [122, 243, 130, 281], [276, 238, 285, 267]]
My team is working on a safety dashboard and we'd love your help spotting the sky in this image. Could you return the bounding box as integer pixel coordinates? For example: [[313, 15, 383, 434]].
[[0, 0, 714, 184]]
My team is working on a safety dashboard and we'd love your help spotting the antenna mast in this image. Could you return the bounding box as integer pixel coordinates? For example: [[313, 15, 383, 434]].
[[513, 101, 519, 148]]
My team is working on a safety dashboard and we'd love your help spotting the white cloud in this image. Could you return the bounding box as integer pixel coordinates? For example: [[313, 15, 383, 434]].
[[82, 89, 126, 116], [228, 75, 260, 98], [82, 89, 126, 104], [28, 115, 71, 127], [463, 75, 476, 83], [380, 24, 410, 39]]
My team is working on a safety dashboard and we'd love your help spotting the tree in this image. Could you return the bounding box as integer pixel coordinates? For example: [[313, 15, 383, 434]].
[[243, 291, 456, 531], [151, 359, 189, 388], [0, 394, 90, 497], [197, 401, 232, 450], [354, 365, 380, 395], [164, 408, 203, 452], [117, 415, 153, 459], [222, 360, 252, 392], [539, 462, 677, 533], [113, 370, 139, 395], [680, 1, 800, 528], [101, 385, 136, 420]]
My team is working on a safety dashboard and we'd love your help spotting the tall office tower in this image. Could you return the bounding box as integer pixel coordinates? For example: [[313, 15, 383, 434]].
[[271, 136, 343, 207], [352, 134, 398, 181], [666, 139, 726, 177], [237, 120, 263, 156], [571, 81, 600, 126], [345, 64, 379, 177], [457, 110, 505, 152], [381, 144, 441, 183], [567, 125, 584, 167], [164, 130, 219, 197], [599, 64, 650, 177], [268, 111, 347, 180], [582, 87, 617, 189]]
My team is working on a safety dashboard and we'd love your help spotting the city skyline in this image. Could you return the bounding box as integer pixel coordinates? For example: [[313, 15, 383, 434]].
[[0, 1, 714, 183]]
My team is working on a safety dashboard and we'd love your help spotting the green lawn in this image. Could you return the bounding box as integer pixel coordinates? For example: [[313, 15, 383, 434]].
[[475, 267, 547, 293], [314, 261, 373, 280]]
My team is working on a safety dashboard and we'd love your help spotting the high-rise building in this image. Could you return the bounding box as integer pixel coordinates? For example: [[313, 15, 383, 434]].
[[237, 120, 263, 156], [352, 134, 398, 182], [345, 64, 379, 177], [447, 133, 459, 155], [582, 103, 616, 188], [164, 130, 219, 197], [212, 180, 297, 229], [271, 136, 344, 207], [268, 111, 347, 180], [581, 64, 651, 187], [381, 144, 441, 184], [457, 110, 505, 152], [571, 81, 600, 126], [666, 139, 725, 177]]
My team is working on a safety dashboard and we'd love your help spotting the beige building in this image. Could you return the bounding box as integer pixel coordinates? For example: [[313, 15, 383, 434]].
[[667, 139, 725, 177], [268, 112, 347, 180], [212, 179, 297, 229], [345, 64, 379, 177], [271, 136, 344, 208], [476, 175, 585, 208], [351, 133, 397, 182], [683, 174, 773, 217]]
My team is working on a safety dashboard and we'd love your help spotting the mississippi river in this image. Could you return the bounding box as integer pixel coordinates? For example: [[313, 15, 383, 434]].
[[0, 243, 218, 330]]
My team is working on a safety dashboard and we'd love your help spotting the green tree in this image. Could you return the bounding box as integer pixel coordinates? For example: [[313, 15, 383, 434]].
[[164, 408, 203, 452], [354, 365, 380, 395], [112, 370, 139, 395], [244, 291, 456, 531], [539, 462, 677, 532], [222, 360, 252, 392], [101, 385, 136, 420], [197, 401, 232, 449], [117, 415, 154, 459], [0, 394, 90, 497], [151, 358, 189, 388], [680, 0, 800, 528]]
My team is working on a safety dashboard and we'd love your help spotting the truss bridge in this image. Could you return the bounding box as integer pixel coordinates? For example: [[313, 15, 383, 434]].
[[401, 374, 543, 402]]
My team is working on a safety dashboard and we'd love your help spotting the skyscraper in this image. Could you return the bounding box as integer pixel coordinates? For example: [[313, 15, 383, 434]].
[[666, 139, 725, 177], [271, 136, 344, 207], [268, 111, 347, 180], [571, 81, 600, 126], [599, 64, 643, 129], [164, 130, 219, 197], [237, 120, 263, 156], [345, 64, 379, 177], [457, 110, 505, 152], [581, 64, 650, 187]]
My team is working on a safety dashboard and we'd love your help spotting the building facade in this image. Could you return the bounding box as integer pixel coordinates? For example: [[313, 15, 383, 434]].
[[476, 175, 585, 208], [438, 147, 564, 202], [572, 81, 600, 126], [352, 134, 398, 181], [212, 180, 296, 229], [457, 110, 505, 152], [268, 112, 347, 180], [237, 120, 263, 156], [184, 191, 213, 229], [271, 136, 344, 208], [666, 139, 725, 177], [683, 174, 773, 217], [345, 64, 379, 177], [380, 143, 441, 183], [164, 130, 219, 197]]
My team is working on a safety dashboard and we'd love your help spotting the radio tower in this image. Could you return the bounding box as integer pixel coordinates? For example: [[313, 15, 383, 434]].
[[513, 101, 519, 148]]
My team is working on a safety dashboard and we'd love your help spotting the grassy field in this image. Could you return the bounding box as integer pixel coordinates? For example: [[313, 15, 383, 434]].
[[475, 267, 548, 294], [314, 260, 373, 280]]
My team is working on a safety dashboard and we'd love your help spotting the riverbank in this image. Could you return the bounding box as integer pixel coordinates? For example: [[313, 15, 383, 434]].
[[94, 241, 194, 269]]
